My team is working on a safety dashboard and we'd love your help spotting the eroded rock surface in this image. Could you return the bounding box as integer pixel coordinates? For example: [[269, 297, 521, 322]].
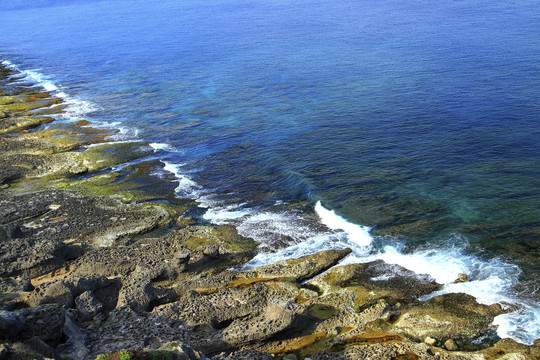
[[1, 63, 538, 360]]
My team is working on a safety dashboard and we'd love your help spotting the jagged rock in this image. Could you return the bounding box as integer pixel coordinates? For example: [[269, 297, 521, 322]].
[[314, 301, 389, 335], [15, 304, 65, 343], [394, 293, 504, 341], [69, 164, 88, 175], [75, 290, 103, 321], [66, 274, 112, 297], [242, 249, 352, 282], [311, 342, 480, 360], [0, 341, 54, 360], [68, 239, 190, 280], [0, 190, 171, 278], [27, 275, 111, 309], [0, 310, 25, 338], [165, 343, 207, 360]]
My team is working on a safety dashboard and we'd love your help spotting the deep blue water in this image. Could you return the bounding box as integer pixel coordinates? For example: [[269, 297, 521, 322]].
[[1, 0, 539, 343]]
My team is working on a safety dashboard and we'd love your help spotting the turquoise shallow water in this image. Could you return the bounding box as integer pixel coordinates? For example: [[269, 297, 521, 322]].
[[1, 0, 539, 343]]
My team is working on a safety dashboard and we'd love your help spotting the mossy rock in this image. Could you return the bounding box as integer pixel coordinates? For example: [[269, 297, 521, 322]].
[[394, 293, 505, 342], [243, 249, 352, 283], [307, 261, 441, 309]]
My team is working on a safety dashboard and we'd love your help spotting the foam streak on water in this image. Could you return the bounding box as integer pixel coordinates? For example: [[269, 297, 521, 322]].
[[2, 60, 100, 121], [315, 201, 372, 248], [161, 160, 201, 198]]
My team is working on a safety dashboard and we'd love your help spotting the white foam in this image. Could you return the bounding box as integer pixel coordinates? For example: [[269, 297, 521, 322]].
[[315, 201, 373, 247], [238, 201, 540, 344], [2, 60, 100, 121], [203, 203, 252, 225], [150, 142, 178, 153], [161, 161, 201, 198], [494, 304, 540, 345], [243, 232, 342, 269], [368, 245, 469, 284]]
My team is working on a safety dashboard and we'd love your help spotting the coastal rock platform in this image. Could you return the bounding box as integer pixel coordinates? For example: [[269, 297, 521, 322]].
[[0, 64, 538, 360]]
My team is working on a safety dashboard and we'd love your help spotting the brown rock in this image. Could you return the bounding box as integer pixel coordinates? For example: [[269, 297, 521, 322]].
[[444, 338, 459, 351]]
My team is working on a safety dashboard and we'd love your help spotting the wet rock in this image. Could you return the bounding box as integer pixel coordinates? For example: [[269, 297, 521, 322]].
[[0, 115, 55, 134], [177, 216, 196, 227], [478, 338, 540, 360], [242, 249, 352, 283], [394, 293, 504, 341], [75, 290, 103, 321], [308, 260, 441, 306], [454, 273, 469, 283]]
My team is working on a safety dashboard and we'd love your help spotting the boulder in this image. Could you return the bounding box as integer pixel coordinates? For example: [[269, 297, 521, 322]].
[[15, 304, 65, 343], [37, 281, 73, 308], [454, 273, 469, 283], [444, 338, 459, 351], [75, 290, 103, 321]]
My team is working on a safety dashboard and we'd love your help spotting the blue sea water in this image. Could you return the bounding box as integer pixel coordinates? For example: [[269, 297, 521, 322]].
[[1, 0, 539, 343]]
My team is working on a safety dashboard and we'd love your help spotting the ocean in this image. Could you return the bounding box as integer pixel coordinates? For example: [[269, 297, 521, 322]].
[[1, 0, 539, 344]]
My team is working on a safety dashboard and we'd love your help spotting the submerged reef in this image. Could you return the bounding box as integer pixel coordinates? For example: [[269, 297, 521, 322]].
[[0, 63, 538, 360]]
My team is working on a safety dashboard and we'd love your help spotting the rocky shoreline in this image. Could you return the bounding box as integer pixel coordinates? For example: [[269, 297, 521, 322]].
[[0, 63, 538, 360]]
